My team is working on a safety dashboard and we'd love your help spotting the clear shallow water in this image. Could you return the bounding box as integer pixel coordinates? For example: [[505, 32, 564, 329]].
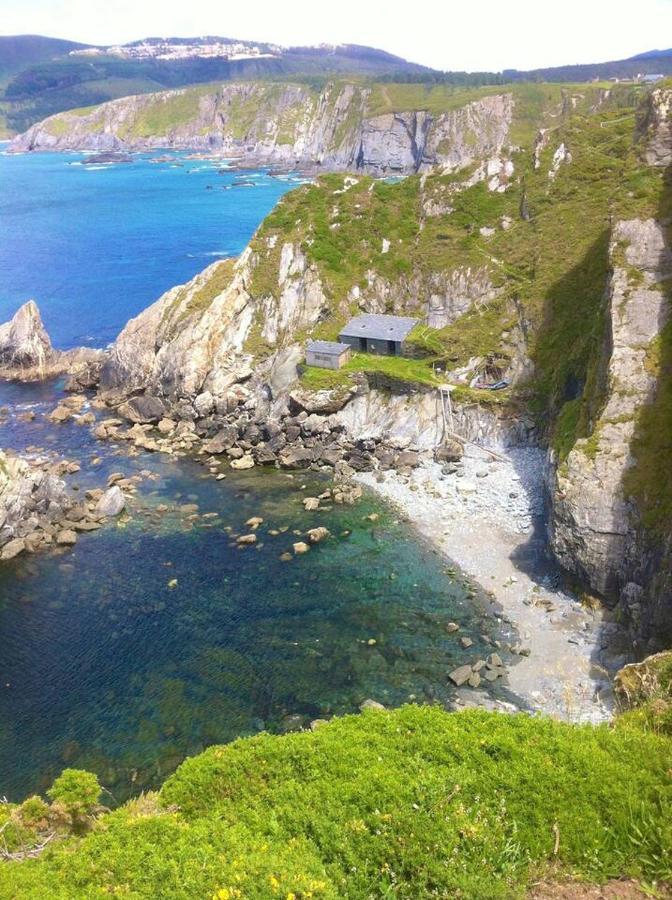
[[0, 382, 512, 802], [0, 148, 298, 348]]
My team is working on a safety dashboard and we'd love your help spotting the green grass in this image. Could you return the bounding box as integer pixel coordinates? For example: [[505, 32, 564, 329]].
[[123, 86, 214, 138], [1, 706, 670, 898], [301, 351, 441, 390]]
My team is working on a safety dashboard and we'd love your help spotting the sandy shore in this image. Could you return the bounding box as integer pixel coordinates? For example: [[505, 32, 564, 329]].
[[359, 446, 628, 723]]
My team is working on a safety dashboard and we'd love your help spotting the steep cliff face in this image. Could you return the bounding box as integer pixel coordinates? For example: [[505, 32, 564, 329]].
[[99, 247, 333, 402], [637, 86, 672, 167], [9, 82, 514, 175], [548, 87, 672, 649], [550, 219, 671, 599]]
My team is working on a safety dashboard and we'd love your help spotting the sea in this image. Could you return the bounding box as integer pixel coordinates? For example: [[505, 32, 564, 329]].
[[0, 148, 300, 348], [0, 149, 515, 802]]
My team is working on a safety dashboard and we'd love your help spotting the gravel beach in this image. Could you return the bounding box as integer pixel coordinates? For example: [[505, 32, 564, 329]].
[[359, 446, 630, 723]]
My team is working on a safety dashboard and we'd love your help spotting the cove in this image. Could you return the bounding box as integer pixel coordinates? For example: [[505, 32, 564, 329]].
[[0, 379, 514, 803]]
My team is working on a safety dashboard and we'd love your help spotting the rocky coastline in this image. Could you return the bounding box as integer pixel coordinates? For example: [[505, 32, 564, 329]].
[[8, 83, 514, 178], [0, 297, 617, 722]]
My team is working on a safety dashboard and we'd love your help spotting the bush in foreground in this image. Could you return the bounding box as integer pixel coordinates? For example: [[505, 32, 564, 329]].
[[0, 706, 670, 898]]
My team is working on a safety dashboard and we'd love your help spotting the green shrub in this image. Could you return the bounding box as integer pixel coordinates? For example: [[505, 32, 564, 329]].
[[1, 708, 670, 898], [47, 769, 101, 818]]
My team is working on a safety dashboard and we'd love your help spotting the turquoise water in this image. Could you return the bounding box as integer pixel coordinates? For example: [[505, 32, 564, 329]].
[[0, 148, 298, 348], [0, 383, 512, 802], [0, 154, 515, 803]]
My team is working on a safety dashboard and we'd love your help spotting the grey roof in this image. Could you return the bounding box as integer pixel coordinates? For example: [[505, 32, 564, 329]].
[[339, 314, 419, 343], [306, 340, 351, 355]]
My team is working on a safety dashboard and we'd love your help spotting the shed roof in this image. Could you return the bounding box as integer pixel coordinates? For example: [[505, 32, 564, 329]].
[[339, 314, 419, 343], [306, 340, 351, 355]]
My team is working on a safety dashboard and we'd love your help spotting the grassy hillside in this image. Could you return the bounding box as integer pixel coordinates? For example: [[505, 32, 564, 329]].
[[237, 83, 662, 444], [0, 706, 670, 898]]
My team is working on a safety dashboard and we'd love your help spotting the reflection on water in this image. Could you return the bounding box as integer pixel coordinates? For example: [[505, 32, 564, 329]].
[[0, 381, 511, 802]]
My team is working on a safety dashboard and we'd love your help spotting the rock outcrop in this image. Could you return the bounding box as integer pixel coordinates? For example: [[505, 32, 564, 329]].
[[99, 249, 330, 403], [0, 300, 54, 375], [0, 301, 106, 383], [0, 451, 72, 556], [637, 86, 672, 167], [9, 82, 514, 176], [549, 217, 672, 645]]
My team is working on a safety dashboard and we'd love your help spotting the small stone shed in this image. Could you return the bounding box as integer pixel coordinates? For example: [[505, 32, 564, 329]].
[[338, 314, 418, 356], [305, 340, 352, 370]]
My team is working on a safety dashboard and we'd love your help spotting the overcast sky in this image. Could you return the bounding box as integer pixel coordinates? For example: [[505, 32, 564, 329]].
[[1, 0, 671, 72]]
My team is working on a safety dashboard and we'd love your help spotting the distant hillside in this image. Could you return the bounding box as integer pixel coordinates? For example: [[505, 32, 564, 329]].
[[502, 47, 672, 83], [2, 34, 671, 138], [0, 34, 92, 82], [0, 36, 432, 136]]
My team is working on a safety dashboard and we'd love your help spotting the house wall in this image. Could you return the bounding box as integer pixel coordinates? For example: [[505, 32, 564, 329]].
[[339, 335, 403, 355], [306, 349, 350, 370]]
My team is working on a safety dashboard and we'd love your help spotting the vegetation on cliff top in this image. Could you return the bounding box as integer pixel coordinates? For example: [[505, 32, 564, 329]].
[[241, 84, 663, 442], [0, 705, 670, 898]]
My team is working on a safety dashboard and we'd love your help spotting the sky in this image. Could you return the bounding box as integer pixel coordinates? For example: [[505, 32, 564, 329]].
[[1, 0, 671, 72]]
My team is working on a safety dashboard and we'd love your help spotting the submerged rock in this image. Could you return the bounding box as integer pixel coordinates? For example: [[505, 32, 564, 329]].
[[306, 526, 330, 544], [293, 541, 310, 554]]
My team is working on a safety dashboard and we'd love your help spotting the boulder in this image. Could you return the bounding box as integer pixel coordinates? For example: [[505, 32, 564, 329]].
[[203, 426, 237, 454], [95, 486, 126, 517], [1, 537, 26, 561], [289, 386, 352, 416], [434, 440, 463, 463], [306, 526, 330, 544], [230, 454, 255, 470], [279, 446, 314, 469], [346, 449, 376, 472], [396, 450, 420, 469], [359, 698, 386, 711], [252, 445, 277, 465], [119, 395, 166, 424], [448, 664, 473, 686], [48, 405, 73, 423], [56, 529, 77, 545], [193, 391, 215, 417]]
